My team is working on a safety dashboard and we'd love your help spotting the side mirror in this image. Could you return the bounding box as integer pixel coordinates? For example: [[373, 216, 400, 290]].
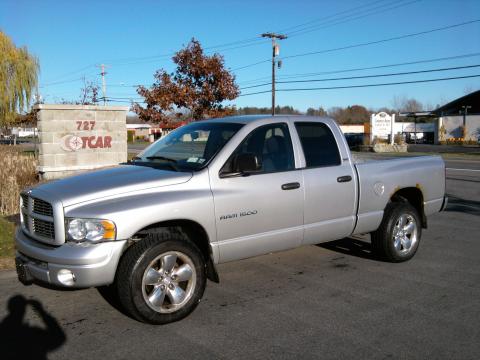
[[232, 153, 262, 173]]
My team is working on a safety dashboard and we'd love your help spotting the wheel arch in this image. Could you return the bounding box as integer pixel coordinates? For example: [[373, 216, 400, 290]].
[[390, 187, 427, 228], [129, 219, 219, 283]]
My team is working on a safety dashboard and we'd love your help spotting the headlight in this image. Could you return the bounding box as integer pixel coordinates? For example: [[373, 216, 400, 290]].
[[66, 218, 116, 243]]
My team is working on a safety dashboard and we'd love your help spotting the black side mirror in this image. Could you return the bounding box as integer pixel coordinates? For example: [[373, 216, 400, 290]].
[[233, 153, 262, 173]]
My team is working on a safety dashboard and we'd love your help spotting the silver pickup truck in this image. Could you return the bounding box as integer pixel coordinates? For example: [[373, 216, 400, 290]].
[[15, 115, 447, 324]]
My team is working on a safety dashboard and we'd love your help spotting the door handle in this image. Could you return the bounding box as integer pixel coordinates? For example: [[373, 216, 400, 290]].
[[337, 175, 352, 183], [281, 182, 301, 190]]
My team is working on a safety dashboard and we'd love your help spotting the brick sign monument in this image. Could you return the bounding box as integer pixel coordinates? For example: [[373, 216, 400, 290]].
[[34, 104, 129, 179]]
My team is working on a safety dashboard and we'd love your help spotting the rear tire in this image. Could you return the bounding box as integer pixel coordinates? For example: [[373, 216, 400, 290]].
[[371, 202, 422, 262], [115, 230, 206, 324]]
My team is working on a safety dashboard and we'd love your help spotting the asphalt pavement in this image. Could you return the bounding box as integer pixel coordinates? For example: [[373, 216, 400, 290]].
[[0, 160, 479, 360]]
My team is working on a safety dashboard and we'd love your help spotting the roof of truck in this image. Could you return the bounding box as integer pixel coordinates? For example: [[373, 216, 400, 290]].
[[201, 114, 332, 124]]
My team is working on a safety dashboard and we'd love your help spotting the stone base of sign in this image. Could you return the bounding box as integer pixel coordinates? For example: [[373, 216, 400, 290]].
[[373, 144, 408, 153], [34, 104, 129, 180]]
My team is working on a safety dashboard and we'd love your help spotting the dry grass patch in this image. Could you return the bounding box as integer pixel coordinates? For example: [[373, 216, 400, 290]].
[[0, 145, 38, 216], [0, 215, 16, 269]]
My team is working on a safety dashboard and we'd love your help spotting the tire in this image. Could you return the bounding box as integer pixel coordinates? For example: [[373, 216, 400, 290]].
[[371, 201, 422, 262], [115, 230, 206, 324]]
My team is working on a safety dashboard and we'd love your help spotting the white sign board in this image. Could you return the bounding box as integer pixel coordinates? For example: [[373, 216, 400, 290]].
[[371, 112, 395, 144]]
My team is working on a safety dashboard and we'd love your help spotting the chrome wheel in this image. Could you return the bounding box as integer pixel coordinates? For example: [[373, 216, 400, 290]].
[[141, 251, 196, 314], [392, 214, 418, 255]]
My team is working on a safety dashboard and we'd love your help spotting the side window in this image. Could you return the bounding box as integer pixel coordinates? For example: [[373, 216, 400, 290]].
[[295, 122, 341, 167], [222, 123, 295, 174]]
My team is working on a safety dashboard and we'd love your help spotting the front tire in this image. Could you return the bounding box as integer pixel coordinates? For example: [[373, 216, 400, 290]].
[[371, 202, 422, 262], [115, 230, 206, 324]]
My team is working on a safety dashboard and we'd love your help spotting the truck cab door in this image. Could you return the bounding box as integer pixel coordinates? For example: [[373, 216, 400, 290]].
[[209, 122, 304, 263], [294, 121, 357, 245]]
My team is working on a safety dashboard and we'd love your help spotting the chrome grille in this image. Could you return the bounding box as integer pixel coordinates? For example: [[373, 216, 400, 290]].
[[20, 193, 56, 242], [32, 218, 55, 239], [21, 194, 29, 209], [32, 197, 53, 217]]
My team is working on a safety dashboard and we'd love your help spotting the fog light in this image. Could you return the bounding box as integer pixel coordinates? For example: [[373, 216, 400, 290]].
[[57, 269, 76, 286]]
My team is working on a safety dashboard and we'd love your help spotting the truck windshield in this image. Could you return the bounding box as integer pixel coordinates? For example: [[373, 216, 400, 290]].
[[133, 122, 244, 171]]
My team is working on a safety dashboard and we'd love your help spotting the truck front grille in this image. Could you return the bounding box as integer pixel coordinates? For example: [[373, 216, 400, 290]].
[[32, 218, 55, 239], [21, 194, 29, 209], [32, 197, 54, 217], [20, 194, 56, 242]]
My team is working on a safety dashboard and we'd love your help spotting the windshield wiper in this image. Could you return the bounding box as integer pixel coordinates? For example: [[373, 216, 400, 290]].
[[146, 156, 177, 163], [145, 156, 179, 171]]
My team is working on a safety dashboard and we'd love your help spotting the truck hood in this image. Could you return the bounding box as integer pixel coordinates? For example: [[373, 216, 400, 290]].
[[35, 165, 193, 207]]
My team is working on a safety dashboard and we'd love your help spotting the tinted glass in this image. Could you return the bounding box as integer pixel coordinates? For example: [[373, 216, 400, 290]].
[[137, 122, 243, 171], [295, 122, 341, 167], [223, 123, 295, 174]]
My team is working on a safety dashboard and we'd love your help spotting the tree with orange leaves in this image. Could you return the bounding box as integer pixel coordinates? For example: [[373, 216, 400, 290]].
[[133, 39, 239, 123]]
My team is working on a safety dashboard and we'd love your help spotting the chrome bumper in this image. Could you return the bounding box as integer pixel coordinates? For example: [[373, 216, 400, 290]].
[[15, 227, 126, 288]]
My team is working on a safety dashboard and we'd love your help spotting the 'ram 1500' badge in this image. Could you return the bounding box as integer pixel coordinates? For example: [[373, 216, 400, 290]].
[[220, 210, 258, 221]]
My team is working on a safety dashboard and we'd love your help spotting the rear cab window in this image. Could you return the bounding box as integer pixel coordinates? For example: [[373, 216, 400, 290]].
[[294, 122, 341, 168]]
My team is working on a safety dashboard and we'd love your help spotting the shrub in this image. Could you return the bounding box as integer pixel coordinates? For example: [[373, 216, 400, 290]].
[[127, 130, 135, 142], [0, 146, 38, 216]]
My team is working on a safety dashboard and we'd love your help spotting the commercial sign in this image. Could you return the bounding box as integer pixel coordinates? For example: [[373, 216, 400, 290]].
[[35, 104, 128, 180], [371, 112, 395, 143]]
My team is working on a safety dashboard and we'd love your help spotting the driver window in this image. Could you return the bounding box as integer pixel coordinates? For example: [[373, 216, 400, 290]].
[[223, 123, 295, 174]]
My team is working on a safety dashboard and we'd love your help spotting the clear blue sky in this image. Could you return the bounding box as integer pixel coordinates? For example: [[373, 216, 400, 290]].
[[1, 0, 479, 112]]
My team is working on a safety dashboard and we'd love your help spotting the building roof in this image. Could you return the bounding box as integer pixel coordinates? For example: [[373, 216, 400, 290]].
[[432, 90, 480, 116], [399, 90, 480, 118]]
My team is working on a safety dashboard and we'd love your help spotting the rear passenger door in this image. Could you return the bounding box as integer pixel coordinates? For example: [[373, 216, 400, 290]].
[[295, 122, 357, 245]]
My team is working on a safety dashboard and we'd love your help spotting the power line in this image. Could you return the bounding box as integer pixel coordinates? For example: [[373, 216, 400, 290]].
[[39, 77, 85, 88], [41, 0, 417, 80], [239, 74, 480, 96], [274, 52, 480, 80], [286, 0, 421, 38], [239, 63, 480, 90], [278, 0, 387, 33], [283, 19, 480, 60], [103, 53, 480, 90], [95, 1, 404, 67], [233, 19, 480, 71]]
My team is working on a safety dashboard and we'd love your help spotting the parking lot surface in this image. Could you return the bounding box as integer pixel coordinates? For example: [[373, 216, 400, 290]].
[[0, 160, 479, 360]]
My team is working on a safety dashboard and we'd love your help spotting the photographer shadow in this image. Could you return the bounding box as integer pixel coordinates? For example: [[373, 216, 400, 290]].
[[0, 295, 66, 360]]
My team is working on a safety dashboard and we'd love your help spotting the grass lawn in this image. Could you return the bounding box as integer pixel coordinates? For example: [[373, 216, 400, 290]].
[[0, 216, 16, 270]]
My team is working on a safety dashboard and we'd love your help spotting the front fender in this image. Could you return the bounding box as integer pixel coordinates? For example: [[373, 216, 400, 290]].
[[64, 174, 217, 248]]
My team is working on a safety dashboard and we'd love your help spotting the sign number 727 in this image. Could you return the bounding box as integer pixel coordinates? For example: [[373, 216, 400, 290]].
[[76, 121, 96, 131]]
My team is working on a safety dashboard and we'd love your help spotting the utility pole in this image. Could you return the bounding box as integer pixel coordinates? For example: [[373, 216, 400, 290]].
[[261, 32, 287, 116], [460, 105, 471, 139], [97, 64, 110, 105]]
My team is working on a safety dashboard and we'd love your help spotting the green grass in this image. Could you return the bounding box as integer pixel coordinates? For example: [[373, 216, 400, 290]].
[[0, 216, 15, 269]]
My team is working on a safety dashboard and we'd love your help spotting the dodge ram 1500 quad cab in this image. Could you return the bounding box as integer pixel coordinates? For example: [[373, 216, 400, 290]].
[[15, 115, 447, 324]]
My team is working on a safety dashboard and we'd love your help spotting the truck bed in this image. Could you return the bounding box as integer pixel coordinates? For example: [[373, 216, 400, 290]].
[[351, 153, 446, 235]]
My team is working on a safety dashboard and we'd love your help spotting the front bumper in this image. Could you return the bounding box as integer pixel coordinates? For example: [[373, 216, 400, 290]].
[[15, 227, 127, 288]]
